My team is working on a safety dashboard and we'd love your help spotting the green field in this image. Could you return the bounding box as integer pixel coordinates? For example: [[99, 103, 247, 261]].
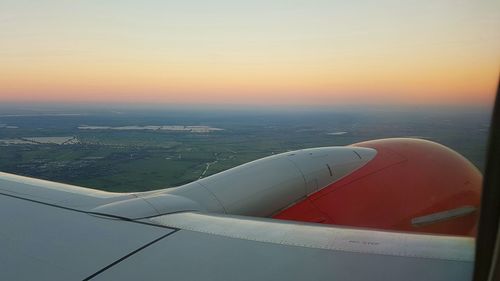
[[0, 107, 491, 192]]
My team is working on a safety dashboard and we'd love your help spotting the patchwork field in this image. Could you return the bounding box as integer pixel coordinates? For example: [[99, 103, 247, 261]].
[[0, 106, 491, 192]]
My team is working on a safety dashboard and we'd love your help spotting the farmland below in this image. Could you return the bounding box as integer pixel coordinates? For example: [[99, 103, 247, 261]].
[[0, 105, 491, 192]]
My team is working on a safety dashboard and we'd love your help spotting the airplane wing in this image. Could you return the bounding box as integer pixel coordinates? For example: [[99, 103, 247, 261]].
[[0, 173, 473, 281], [0, 139, 480, 281]]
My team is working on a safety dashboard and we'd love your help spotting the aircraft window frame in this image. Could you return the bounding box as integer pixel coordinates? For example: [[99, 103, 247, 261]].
[[473, 77, 500, 281]]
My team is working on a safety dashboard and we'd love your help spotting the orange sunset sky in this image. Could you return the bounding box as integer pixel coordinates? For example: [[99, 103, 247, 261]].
[[0, 1, 499, 106]]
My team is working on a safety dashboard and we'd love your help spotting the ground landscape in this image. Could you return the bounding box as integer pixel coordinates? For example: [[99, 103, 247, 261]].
[[0, 105, 491, 192]]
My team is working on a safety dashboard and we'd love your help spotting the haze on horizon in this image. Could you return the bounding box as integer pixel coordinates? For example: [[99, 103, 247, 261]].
[[0, 0, 499, 106]]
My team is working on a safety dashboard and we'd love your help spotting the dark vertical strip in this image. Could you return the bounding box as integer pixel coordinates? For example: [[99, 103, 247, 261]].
[[473, 76, 500, 281]]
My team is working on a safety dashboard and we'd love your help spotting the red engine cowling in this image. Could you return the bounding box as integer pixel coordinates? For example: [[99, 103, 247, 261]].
[[273, 138, 482, 237]]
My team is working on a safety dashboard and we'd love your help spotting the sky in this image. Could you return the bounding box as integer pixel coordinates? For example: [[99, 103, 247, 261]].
[[0, 0, 499, 106]]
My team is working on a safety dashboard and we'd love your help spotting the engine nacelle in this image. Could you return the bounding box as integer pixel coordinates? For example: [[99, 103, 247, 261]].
[[273, 138, 482, 236], [99, 137, 480, 237]]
